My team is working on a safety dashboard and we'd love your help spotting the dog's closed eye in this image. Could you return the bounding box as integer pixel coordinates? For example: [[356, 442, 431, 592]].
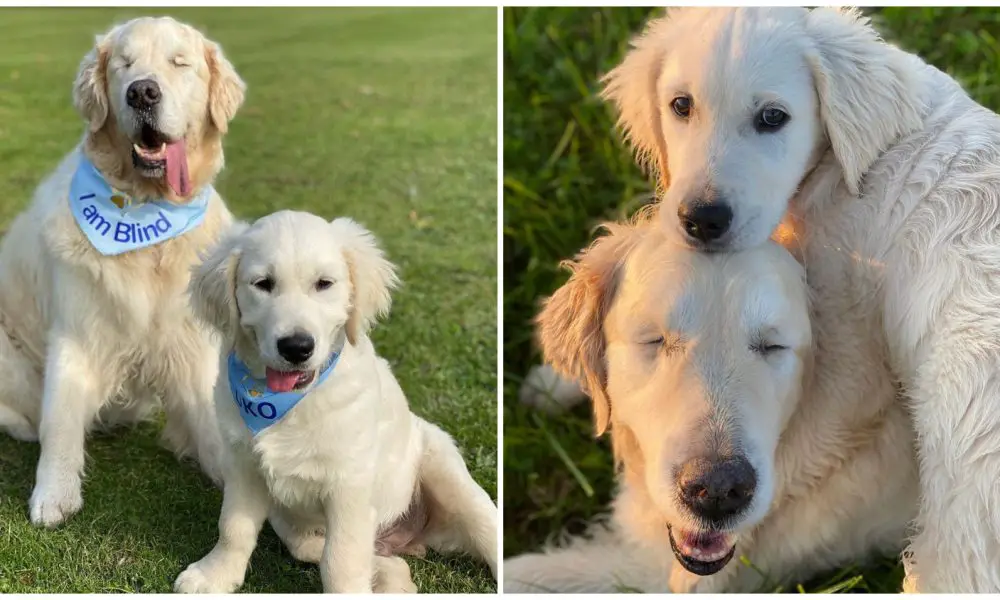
[[751, 341, 787, 356]]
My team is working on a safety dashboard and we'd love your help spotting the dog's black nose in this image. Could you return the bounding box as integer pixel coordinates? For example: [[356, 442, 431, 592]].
[[276, 333, 315, 365], [126, 79, 162, 110], [678, 202, 733, 243], [678, 456, 756, 523]]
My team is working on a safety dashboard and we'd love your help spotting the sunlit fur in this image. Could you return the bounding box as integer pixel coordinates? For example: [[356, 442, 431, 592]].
[[534, 6, 1000, 592], [507, 210, 917, 592]]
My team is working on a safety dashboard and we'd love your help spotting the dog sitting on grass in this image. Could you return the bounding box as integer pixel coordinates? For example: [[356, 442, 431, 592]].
[[175, 211, 497, 593]]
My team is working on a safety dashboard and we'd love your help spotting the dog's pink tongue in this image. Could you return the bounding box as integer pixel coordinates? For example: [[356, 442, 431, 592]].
[[266, 368, 300, 393], [164, 141, 190, 197]]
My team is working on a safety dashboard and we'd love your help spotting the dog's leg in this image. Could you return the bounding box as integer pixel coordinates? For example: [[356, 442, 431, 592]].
[[320, 476, 378, 593], [519, 364, 587, 414], [0, 403, 37, 442], [414, 419, 498, 578], [157, 332, 225, 486], [174, 451, 270, 593], [0, 328, 41, 442], [879, 243, 1000, 592], [373, 556, 417, 594], [503, 523, 670, 593], [29, 334, 112, 527], [268, 508, 325, 564]]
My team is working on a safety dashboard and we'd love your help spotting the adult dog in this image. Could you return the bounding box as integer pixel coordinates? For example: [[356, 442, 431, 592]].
[[0, 17, 244, 527], [536, 6, 1000, 592], [174, 211, 498, 593], [506, 213, 917, 592]]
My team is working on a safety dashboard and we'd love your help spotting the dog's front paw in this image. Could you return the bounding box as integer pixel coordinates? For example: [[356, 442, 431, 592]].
[[519, 365, 585, 414], [29, 478, 82, 528], [174, 560, 242, 594]]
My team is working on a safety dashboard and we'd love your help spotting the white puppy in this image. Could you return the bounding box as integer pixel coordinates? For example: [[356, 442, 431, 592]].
[[174, 211, 498, 593], [506, 212, 916, 592], [0, 17, 244, 527], [595, 7, 1000, 591]]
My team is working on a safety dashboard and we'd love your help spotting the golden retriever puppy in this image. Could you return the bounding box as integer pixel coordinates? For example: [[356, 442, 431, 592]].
[[174, 211, 497, 593], [504, 212, 917, 592], [601, 7, 1000, 590], [0, 17, 244, 527]]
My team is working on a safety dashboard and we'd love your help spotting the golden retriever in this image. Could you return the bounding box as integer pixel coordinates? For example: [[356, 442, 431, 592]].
[[0, 16, 244, 527], [174, 211, 498, 593], [506, 211, 917, 592], [524, 6, 1000, 591]]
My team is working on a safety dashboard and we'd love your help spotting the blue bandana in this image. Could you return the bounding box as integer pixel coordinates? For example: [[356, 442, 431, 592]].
[[227, 351, 341, 435], [68, 156, 211, 255]]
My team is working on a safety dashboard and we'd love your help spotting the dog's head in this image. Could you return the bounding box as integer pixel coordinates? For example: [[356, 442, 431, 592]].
[[74, 16, 245, 201], [602, 7, 923, 251], [189, 211, 398, 392], [537, 213, 812, 576]]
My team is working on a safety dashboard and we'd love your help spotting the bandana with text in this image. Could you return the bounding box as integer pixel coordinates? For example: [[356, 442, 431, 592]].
[[68, 156, 211, 255], [227, 351, 341, 435]]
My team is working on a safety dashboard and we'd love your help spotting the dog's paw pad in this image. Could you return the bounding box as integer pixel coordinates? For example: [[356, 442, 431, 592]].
[[519, 366, 583, 413], [28, 483, 82, 528], [174, 563, 240, 594]]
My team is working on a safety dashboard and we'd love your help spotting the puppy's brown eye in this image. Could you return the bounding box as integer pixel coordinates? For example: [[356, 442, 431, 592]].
[[252, 277, 275, 293], [671, 95, 692, 119], [315, 278, 333, 291]]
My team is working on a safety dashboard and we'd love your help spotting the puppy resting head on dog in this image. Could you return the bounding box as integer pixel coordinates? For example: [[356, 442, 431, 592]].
[[74, 16, 245, 202], [537, 211, 811, 576], [189, 211, 399, 392], [602, 7, 923, 251]]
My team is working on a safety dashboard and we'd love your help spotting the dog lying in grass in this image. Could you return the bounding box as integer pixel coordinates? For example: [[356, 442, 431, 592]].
[[174, 211, 497, 593], [506, 210, 917, 592]]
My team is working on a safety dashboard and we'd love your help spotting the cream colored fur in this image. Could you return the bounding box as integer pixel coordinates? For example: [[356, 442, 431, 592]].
[[174, 211, 497, 593], [521, 6, 1000, 592], [508, 213, 917, 592], [0, 17, 244, 528]]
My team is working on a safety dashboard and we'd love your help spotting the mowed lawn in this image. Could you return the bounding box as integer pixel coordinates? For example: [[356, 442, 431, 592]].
[[504, 7, 1000, 594], [0, 7, 496, 594]]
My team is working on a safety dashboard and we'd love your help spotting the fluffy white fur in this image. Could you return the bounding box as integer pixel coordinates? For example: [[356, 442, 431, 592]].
[[174, 211, 497, 593], [0, 17, 244, 527], [507, 213, 917, 592], [520, 6, 1000, 592]]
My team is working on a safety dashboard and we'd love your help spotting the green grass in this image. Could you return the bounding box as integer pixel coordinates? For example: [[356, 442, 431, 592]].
[[0, 7, 496, 593], [503, 6, 1000, 593]]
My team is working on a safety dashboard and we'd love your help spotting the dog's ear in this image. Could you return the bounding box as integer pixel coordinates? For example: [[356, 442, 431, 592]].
[[204, 40, 246, 134], [536, 222, 639, 436], [330, 218, 399, 345], [73, 33, 112, 133], [804, 8, 923, 196], [600, 13, 675, 192], [189, 224, 247, 336]]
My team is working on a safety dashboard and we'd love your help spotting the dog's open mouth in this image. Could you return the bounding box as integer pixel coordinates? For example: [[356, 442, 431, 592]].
[[265, 368, 316, 393], [668, 525, 736, 576], [130, 124, 190, 196]]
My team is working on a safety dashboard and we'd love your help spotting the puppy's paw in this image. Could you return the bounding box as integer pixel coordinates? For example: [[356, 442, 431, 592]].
[[373, 557, 417, 594], [285, 532, 325, 564], [519, 365, 586, 414], [29, 478, 82, 528], [174, 561, 242, 594]]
